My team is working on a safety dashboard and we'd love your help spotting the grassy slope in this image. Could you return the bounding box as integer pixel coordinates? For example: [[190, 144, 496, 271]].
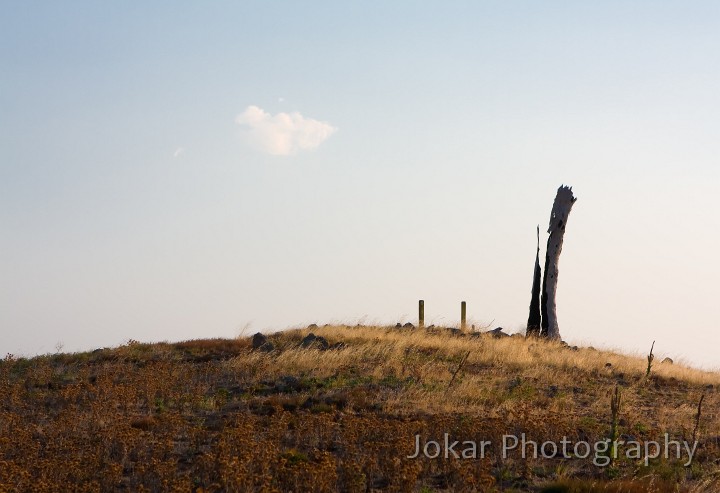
[[1, 325, 719, 492]]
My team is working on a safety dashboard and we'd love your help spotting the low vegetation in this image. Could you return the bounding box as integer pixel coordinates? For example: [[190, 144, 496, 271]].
[[1, 325, 719, 491]]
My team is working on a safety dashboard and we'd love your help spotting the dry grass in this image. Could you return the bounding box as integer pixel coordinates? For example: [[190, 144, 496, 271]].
[[229, 325, 719, 418], [1, 324, 719, 492]]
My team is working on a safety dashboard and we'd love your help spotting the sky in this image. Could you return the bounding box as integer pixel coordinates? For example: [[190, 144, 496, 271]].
[[2, 2, 720, 368]]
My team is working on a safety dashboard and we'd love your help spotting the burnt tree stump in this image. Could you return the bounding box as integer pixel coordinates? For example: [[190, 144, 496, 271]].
[[526, 225, 542, 337], [540, 185, 577, 340]]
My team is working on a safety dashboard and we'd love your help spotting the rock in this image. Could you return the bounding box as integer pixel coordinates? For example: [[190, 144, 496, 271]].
[[604, 362, 613, 369], [447, 328, 462, 336], [307, 323, 319, 330], [252, 333, 274, 352], [661, 357, 674, 365], [571, 346, 579, 351], [490, 327, 509, 338], [300, 333, 329, 350], [395, 323, 402, 328], [300, 333, 317, 347], [402, 323, 415, 329], [252, 332, 267, 348]]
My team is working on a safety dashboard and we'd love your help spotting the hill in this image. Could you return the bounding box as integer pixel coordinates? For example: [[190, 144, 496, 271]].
[[1, 325, 719, 492]]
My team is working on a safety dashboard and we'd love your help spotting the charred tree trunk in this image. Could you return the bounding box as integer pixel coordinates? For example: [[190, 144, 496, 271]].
[[526, 226, 542, 336], [540, 185, 577, 340]]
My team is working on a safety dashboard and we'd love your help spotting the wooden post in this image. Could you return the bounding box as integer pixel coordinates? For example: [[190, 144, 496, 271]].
[[526, 226, 542, 337], [460, 301, 466, 331], [418, 300, 424, 329], [540, 185, 577, 340]]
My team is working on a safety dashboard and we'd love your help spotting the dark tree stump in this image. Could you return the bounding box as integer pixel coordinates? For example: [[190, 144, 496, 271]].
[[540, 185, 577, 340], [526, 226, 542, 337]]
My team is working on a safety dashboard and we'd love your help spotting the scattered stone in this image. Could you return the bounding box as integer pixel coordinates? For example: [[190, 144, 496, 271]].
[[706, 384, 714, 391], [661, 357, 674, 365], [490, 327, 509, 338], [252, 333, 274, 352], [307, 323, 319, 330], [571, 346, 579, 351], [402, 323, 415, 329], [300, 333, 329, 350], [447, 328, 462, 336], [605, 362, 613, 369], [395, 323, 402, 328], [300, 333, 317, 347]]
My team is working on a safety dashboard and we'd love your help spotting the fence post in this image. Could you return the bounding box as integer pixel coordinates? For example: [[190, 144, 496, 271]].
[[461, 301, 467, 331], [419, 300, 424, 329]]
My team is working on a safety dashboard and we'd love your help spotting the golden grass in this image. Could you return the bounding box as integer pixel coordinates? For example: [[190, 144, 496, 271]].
[[225, 325, 719, 421], [284, 324, 718, 383]]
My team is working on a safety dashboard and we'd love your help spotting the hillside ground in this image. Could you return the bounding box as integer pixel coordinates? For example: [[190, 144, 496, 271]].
[[1, 325, 719, 492]]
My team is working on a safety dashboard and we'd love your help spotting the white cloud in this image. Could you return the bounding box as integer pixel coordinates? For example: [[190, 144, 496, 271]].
[[173, 147, 185, 158], [235, 105, 337, 156]]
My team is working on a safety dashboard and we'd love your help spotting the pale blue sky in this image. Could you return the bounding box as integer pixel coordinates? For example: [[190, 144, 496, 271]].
[[2, 2, 720, 367]]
